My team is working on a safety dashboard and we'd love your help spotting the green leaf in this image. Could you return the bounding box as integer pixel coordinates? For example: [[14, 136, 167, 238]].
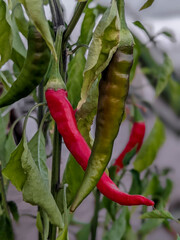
[[0, 215, 14, 240], [0, 71, 11, 91], [78, 0, 120, 108], [141, 209, 179, 222], [28, 130, 49, 186], [133, 21, 151, 39], [155, 54, 173, 96], [36, 210, 49, 240], [76, 224, 91, 240], [139, 0, 155, 11], [129, 46, 139, 82], [57, 227, 69, 240], [8, 201, 19, 222], [102, 208, 126, 240], [36, 212, 43, 236], [57, 154, 84, 213], [0, 0, 13, 67], [67, 6, 101, 108], [11, 12, 26, 59], [19, 0, 56, 59], [67, 49, 86, 108], [138, 219, 163, 236], [3, 137, 63, 228], [177, 235, 180, 240], [4, 127, 16, 166], [78, 6, 103, 45], [133, 118, 165, 172], [122, 146, 137, 166], [2, 139, 26, 190], [0, 110, 9, 169], [12, 1, 28, 38], [129, 169, 142, 195]]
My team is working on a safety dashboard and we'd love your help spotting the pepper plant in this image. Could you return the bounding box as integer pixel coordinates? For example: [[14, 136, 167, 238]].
[[0, 0, 180, 239]]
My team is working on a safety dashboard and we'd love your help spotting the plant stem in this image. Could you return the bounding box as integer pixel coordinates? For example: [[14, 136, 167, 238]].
[[38, 80, 44, 127], [49, 0, 64, 31], [37, 80, 44, 240], [49, 125, 62, 240], [90, 190, 100, 240], [117, 0, 127, 29], [63, 2, 87, 43], [0, 163, 10, 219]]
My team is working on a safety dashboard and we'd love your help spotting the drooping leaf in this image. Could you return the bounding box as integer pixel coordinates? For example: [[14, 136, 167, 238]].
[[67, 6, 101, 109], [28, 130, 49, 186], [19, 0, 56, 59], [8, 201, 19, 222], [78, 0, 120, 108], [133, 118, 165, 172], [0, 0, 12, 67], [11, 12, 26, 59], [141, 209, 179, 222], [0, 215, 14, 240], [102, 208, 127, 240], [139, 0, 155, 11], [12, 1, 28, 38], [3, 137, 63, 228], [155, 54, 173, 96]]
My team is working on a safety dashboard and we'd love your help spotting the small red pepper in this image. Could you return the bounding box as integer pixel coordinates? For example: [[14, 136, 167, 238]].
[[45, 89, 154, 207], [114, 106, 145, 172]]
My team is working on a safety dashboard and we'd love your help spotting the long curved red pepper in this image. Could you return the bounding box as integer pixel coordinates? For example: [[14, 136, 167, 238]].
[[45, 89, 154, 207], [114, 121, 145, 172]]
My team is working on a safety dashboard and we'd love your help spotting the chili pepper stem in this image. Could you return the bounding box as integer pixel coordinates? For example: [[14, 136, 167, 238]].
[[49, 125, 62, 240], [0, 163, 10, 220], [90, 190, 101, 240]]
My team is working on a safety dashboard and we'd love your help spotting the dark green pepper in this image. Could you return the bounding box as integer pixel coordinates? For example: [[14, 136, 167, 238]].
[[71, 0, 134, 211], [0, 24, 50, 108]]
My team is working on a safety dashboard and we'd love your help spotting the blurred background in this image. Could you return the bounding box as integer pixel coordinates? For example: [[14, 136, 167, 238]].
[[4, 0, 180, 239]]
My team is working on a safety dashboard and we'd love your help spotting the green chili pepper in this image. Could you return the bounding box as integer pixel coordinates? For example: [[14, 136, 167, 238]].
[[71, 0, 134, 211], [0, 24, 50, 108]]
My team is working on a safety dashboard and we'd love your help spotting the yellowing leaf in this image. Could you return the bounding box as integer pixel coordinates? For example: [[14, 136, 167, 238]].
[[78, 0, 120, 108]]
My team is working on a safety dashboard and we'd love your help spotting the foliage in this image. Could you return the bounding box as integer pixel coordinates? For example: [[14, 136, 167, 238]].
[[0, 0, 179, 239]]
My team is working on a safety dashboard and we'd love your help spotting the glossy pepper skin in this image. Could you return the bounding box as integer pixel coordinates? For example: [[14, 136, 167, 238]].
[[45, 89, 154, 208], [0, 25, 50, 108], [71, 42, 134, 211], [114, 112, 146, 171]]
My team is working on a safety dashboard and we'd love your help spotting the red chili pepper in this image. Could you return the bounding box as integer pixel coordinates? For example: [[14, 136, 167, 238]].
[[45, 89, 154, 207], [114, 107, 145, 172]]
